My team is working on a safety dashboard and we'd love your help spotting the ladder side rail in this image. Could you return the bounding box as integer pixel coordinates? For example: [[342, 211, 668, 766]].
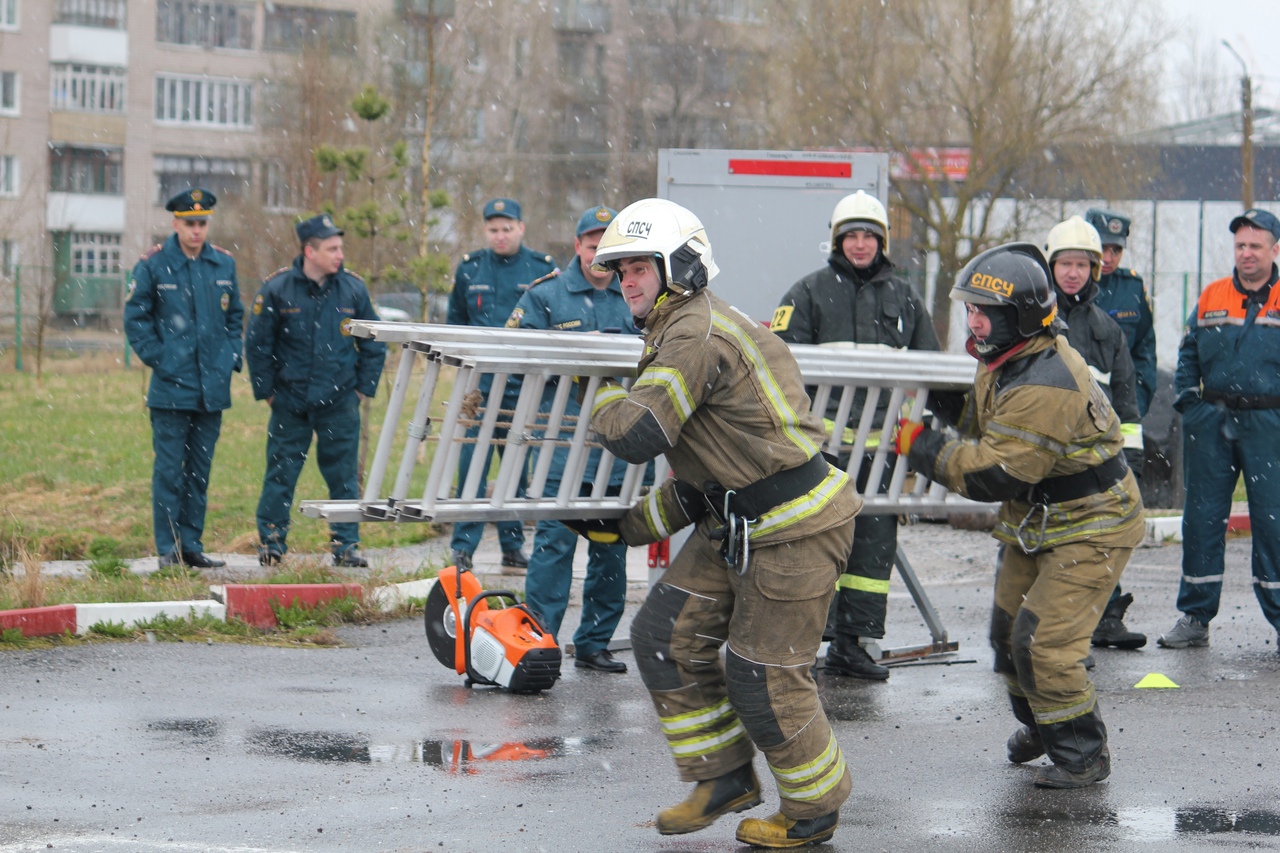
[[845, 385, 881, 487], [887, 386, 932, 502]]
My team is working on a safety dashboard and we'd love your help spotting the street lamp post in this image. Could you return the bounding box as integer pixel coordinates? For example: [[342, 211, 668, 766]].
[[1223, 40, 1254, 210]]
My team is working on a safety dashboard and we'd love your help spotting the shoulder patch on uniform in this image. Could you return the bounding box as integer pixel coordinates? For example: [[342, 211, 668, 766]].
[[211, 244, 234, 256], [140, 243, 163, 261], [505, 308, 524, 328], [997, 346, 1079, 395], [253, 293, 265, 315], [771, 305, 794, 332]]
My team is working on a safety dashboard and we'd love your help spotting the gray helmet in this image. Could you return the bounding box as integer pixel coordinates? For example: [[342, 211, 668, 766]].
[[951, 242, 1057, 338]]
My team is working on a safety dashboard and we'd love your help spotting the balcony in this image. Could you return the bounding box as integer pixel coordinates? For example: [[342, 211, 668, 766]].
[[53, 0, 126, 29], [398, 0, 455, 17], [553, 1, 611, 33]]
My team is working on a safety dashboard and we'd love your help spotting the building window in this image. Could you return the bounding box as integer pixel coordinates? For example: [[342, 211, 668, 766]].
[[1, 71, 17, 116], [262, 160, 302, 211], [1, 238, 17, 277], [50, 64, 126, 114], [153, 154, 250, 205], [0, 0, 16, 30], [49, 146, 122, 194], [1, 154, 18, 196], [156, 2, 254, 49], [70, 232, 122, 275], [263, 4, 357, 54], [155, 74, 252, 128], [54, 0, 126, 28]]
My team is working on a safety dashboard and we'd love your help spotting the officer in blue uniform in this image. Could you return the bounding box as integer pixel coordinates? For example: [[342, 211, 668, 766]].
[[447, 198, 557, 571], [1159, 209, 1280, 652], [245, 214, 387, 567], [1085, 209, 1157, 416], [125, 188, 242, 569], [507, 205, 637, 673]]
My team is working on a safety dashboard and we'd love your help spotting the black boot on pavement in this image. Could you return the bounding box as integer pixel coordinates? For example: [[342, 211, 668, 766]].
[[500, 549, 529, 575], [1034, 746, 1111, 789], [824, 637, 889, 680], [1091, 592, 1147, 649], [656, 762, 762, 835], [574, 649, 627, 673], [1007, 725, 1045, 764]]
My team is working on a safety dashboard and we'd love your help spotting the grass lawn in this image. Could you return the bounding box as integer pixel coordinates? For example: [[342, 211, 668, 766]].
[[1, 348, 449, 563]]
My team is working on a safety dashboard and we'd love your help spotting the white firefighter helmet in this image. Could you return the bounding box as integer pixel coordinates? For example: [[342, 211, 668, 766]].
[[1044, 216, 1103, 282], [830, 190, 890, 253], [591, 198, 719, 295]]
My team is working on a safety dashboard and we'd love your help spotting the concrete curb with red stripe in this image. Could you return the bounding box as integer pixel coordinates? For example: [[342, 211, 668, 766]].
[[0, 578, 436, 639]]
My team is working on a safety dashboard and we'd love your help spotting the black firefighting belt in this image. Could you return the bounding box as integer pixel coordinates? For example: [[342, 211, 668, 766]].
[[703, 453, 832, 574], [1203, 389, 1280, 410], [1014, 454, 1129, 553]]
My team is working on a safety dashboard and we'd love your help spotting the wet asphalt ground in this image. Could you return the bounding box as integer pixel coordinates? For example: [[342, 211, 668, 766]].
[[2, 522, 1279, 852]]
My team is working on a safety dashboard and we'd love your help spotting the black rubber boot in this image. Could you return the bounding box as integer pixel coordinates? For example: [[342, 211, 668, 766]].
[[1034, 708, 1110, 789], [1091, 592, 1147, 649], [656, 762, 762, 835], [1006, 694, 1045, 763], [824, 636, 889, 681]]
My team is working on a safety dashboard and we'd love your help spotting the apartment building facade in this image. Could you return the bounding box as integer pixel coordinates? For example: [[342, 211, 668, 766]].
[[0, 0, 768, 325]]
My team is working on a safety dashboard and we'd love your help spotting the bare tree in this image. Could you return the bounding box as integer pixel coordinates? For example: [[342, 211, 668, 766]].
[[769, 0, 1166, 345], [1166, 29, 1240, 125]]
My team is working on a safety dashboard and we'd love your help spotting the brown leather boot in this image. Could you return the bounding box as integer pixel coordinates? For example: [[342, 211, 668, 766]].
[[656, 763, 761, 835], [735, 809, 839, 848]]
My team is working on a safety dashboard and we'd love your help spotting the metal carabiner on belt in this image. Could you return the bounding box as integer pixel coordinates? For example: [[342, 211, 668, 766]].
[[1014, 501, 1050, 554]]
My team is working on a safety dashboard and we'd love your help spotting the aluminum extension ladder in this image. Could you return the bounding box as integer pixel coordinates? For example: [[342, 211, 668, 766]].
[[302, 321, 994, 662]]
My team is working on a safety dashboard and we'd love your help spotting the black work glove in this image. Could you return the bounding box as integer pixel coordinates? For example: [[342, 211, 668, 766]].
[[561, 517, 625, 545], [671, 479, 710, 526]]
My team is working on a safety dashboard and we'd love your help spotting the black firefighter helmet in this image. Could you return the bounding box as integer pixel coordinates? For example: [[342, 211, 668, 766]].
[[951, 242, 1057, 339]]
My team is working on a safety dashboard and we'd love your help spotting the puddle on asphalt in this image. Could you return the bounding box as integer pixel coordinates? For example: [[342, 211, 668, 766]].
[[147, 718, 222, 742], [247, 728, 598, 770], [1120, 806, 1280, 839]]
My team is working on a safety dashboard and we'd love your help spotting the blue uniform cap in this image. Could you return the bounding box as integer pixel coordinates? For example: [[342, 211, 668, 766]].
[[1084, 208, 1129, 248], [166, 187, 217, 219], [576, 205, 617, 237], [296, 214, 344, 243], [1229, 208, 1280, 242], [483, 198, 522, 221]]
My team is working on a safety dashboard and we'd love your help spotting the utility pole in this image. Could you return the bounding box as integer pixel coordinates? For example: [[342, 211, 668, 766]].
[[1223, 41, 1254, 209]]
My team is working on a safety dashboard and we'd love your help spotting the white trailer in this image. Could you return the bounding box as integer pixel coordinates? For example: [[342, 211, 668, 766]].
[[656, 148, 890, 323]]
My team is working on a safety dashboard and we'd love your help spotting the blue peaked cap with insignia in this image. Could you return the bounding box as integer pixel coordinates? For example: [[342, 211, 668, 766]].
[[576, 205, 617, 237], [1084, 208, 1129, 248], [166, 187, 217, 218], [483, 198, 522, 221], [1230, 208, 1280, 241], [296, 214, 344, 243]]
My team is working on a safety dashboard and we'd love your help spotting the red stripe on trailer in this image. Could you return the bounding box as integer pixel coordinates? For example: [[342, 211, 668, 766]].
[[0, 604, 77, 638], [1228, 513, 1251, 533], [728, 159, 852, 178], [222, 584, 364, 629]]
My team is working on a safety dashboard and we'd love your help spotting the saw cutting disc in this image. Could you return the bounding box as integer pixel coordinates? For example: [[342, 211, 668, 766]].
[[424, 580, 462, 669]]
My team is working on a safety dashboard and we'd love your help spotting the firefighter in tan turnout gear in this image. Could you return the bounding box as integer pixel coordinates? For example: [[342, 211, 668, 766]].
[[896, 243, 1144, 788], [566, 198, 862, 847]]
